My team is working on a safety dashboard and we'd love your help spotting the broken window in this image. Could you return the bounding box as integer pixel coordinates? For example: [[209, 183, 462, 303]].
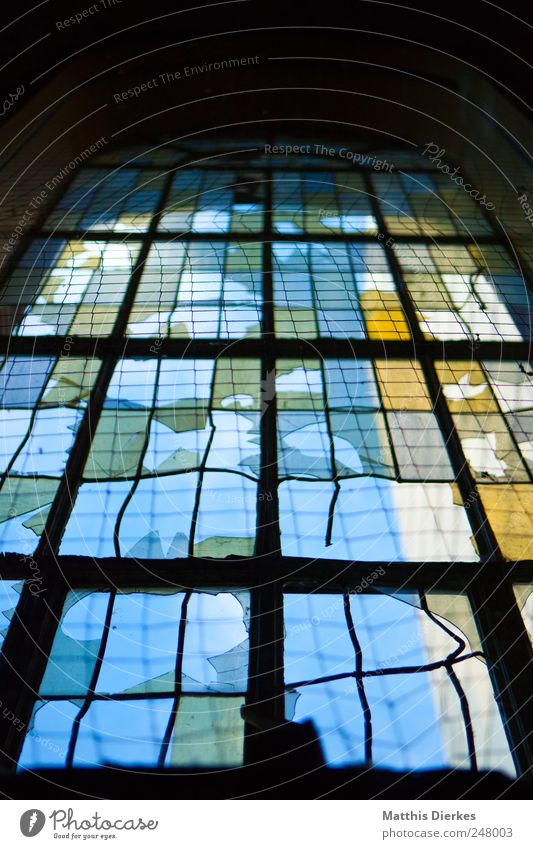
[[60, 358, 261, 558], [284, 591, 514, 774], [276, 358, 476, 561], [0, 140, 530, 777], [395, 244, 529, 341], [436, 358, 533, 558], [0, 240, 142, 336], [19, 588, 249, 768]]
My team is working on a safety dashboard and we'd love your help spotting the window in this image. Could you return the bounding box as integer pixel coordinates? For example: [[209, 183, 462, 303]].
[[0, 141, 531, 776]]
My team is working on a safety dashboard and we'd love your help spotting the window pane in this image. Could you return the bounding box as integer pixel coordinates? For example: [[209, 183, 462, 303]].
[[478, 484, 533, 560], [374, 172, 492, 237], [159, 169, 264, 233], [284, 592, 514, 774], [273, 172, 377, 234], [276, 359, 476, 561], [273, 242, 410, 340], [395, 244, 529, 341], [43, 168, 167, 232], [0, 239, 142, 337], [40, 589, 249, 696], [60, 358, 261, 557], [128, 241, 262, 339], [19, 696, 245, 768], [19, 588, 249, 768]]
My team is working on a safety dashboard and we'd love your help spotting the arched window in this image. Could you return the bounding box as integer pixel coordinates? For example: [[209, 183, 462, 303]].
[[0, 139, 531, 777]]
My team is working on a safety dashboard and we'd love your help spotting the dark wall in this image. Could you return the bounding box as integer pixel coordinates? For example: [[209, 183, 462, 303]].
[[1, 0, 531, 118]]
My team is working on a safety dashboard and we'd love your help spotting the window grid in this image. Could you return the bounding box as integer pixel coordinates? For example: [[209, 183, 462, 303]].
[[0, 144, 531, 777]]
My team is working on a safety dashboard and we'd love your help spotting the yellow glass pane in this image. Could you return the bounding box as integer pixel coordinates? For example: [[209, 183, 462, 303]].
[[56, 241, 103, 269], [479, 484, 533, 560], [360, 291, 410, 340], [42, 357, 100, 406], [374, 359, 432, 411]]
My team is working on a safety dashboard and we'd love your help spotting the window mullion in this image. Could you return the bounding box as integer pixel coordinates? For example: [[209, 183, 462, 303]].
[[256, 167, 280, 555], [41, 230, 508, 245], [246, 168, 285, 764], [1, 334, 531, 361], [468, 571, 533, 779]]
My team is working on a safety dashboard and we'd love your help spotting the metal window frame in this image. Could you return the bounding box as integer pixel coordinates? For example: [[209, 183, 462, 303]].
[[0, 146, 531, 778]]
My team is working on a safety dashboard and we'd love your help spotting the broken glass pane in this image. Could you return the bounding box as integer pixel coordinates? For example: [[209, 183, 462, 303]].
[[276, 358, 471, 558], [0, 240, 142, 337], [482, 360, 533, 414], [438, 359, 532, 482], [20, 588, 249, 768], [277, 410, 395, 480], [0, 580, 22, 650], [436, 360, 499, 415], [451, 413, 529, 483], [395, 244, 529, 341], [18, 695, 245, 769], [40, 589, 249, 697], [60, 358, 260, 557]]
